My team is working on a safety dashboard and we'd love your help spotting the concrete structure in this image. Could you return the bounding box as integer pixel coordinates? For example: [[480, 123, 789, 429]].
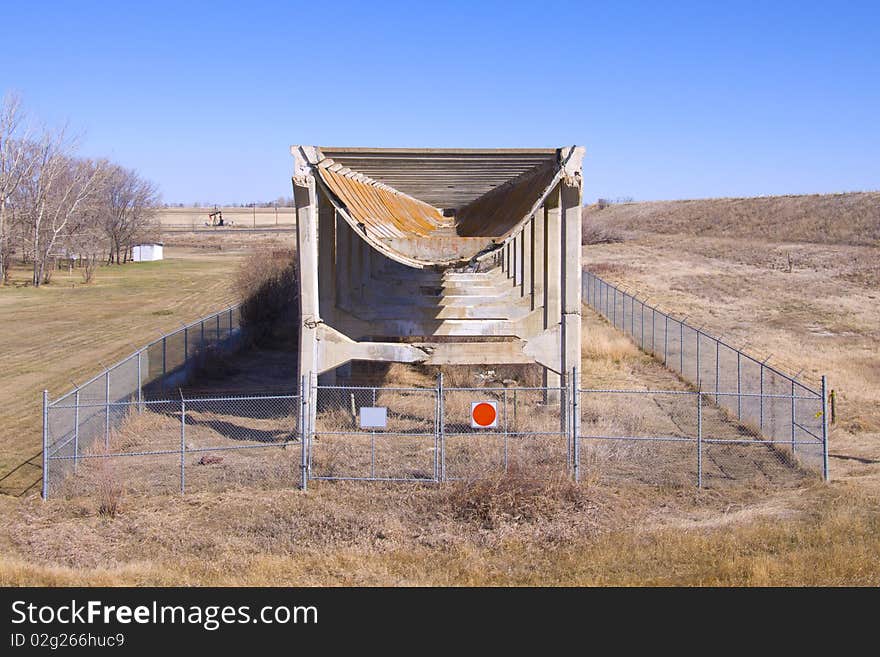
[[291, 146, 584, 397], [131, 243, 164, 262]]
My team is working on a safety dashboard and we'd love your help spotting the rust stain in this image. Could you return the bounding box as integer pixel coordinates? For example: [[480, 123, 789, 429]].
[[313, 151, 564, 265], [318, 166, 443, 238], [455, 161, 557, 237]]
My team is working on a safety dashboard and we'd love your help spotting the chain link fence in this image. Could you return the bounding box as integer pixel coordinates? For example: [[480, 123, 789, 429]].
[[43, 367, 827, 499], [576, 388, 825, 489], [44, 393, 301, 498], [41, 269, 831, 498], [42, 305, 245, 498], [308, 379, 569, 484], [582, 270, 829, 480]]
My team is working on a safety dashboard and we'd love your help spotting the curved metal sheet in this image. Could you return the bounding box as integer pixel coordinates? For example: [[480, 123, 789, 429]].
[[302, 146, 582, 267]]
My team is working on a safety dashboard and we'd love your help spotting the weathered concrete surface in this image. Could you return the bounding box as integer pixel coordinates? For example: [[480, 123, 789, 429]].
[[291, 146, 584, 405]]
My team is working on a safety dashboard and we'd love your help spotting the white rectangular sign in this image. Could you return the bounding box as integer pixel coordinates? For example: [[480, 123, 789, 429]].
[[359, 406, 387, 428]]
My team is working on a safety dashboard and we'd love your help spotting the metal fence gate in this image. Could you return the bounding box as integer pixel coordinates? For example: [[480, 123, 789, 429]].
[[307, 375, 569, 485], [42, 368, 828, 499], [300, 367, 828, 491]]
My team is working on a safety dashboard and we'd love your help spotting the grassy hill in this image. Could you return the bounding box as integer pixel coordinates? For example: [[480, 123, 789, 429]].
[[583, 191, 880, 247]]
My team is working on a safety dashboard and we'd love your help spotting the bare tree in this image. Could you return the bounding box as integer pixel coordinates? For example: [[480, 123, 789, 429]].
[[0, 92, 33, 283], [14, 128, 106, 286], [101, 165, 159, 264], [1, 92, 161, 284]]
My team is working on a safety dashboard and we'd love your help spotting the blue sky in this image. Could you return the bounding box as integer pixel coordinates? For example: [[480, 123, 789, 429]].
[[1, 1, 877, 204]]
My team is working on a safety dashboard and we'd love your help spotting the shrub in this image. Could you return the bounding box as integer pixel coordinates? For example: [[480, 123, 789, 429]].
[[582, 219, 624, 245], [235, 249, 299, 349], [442, 467, 587, 529]]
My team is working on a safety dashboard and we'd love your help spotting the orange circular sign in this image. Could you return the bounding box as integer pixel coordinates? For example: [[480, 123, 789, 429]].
[[472, 402, 497, 427]]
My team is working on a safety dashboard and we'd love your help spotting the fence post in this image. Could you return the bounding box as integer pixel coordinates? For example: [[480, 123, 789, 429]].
[[309, 373, 317, 474], [179, 395, 186, 494], [502, 387, 509, 472], [630, 295, 634, 337], [679, 321, 684, 374], [104, 370, 110, 449], [640, 300, 645, 349], [695, 329, 701, 387], [759, 363, 765, 432], [603, 280, 607, 317], [697, 391, 703, 488], [371, 386, 377, 479], [73, 390, 80, 472], [300, 375, 308, 491], [162, 336, 167, 383], [629, 296, 636, 341], [629, 295, 633, 337], [572, 367, 580, 483], [737, 352, 742, 420], [821, 375, 830, 482], [434, 373, 441, 483], [137, 350, 143, 413], [612, 287, 616, 327], [664, 314, 668, 365], [715, 342, 720, 405], [41, 390, 49, 500], [651, 306, 655, 355], [790, 379, 797, 457], [439, 372, 446, 482], [513, 388, 518, 433]]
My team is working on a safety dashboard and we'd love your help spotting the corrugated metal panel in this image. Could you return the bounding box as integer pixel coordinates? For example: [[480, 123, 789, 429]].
[[455, 161, 558, 238], [317, 165, 445, 238], [319, 148, 558, 209], [307, 147, 573, 266]]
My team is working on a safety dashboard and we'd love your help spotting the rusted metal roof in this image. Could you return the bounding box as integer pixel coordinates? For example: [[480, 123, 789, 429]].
[[319, 147, 558, 210], [455, 161, 559, 237], [317, 162, 445, 239], [294, 146, 582, 267]]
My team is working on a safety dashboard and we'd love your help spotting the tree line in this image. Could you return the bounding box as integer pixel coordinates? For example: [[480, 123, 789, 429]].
[[0, 92, 160, 287], [161, 198, 296, 208]]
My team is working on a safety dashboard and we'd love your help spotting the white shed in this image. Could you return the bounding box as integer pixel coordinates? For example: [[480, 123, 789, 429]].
[[132, 243, 164, 262]]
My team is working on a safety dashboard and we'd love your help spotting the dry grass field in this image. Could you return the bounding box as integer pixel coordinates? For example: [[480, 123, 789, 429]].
[[0, 193, 878, 586], [582, 191, 880, 493], [0, 247, 246, 495], [1, 309, 875, 586], [156, 206, 296, 229]]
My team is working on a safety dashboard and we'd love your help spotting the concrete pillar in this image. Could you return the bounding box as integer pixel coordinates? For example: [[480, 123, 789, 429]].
[[318, 200, 336, 325], [514, 231, 523, 288], [521, 219, 532, 299], [317, 199, 337, 386], [335, 213, 351, 312], [294, 174, 320, 436], [350, 229, 362, 308], [543, 199, 562, 401], [561, 179, 583, 393], [533, 207, 545, 312]]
